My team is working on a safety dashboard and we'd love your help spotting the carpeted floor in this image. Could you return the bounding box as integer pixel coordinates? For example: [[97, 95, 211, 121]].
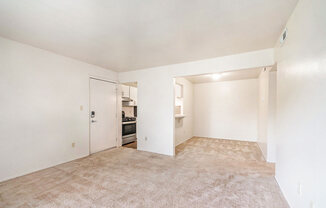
[[0, 137, 289, 208]]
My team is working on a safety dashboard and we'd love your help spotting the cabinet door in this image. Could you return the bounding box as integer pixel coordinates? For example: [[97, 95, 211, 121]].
[[175, 83, 183, 98], [121, 85, 130, 98], [130, 86, 137, 104]]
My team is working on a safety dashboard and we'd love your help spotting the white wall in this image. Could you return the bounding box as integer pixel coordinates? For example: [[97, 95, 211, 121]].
[[267, 71, 276, 162], [119, 49, 274, 156], [258, 69, 270, 159], [193, 79, 258, 142], [274, 0, 326, 207], [175, 78, 193, 145], [0, 37, 117, 182], [257, 69, 277, 162]]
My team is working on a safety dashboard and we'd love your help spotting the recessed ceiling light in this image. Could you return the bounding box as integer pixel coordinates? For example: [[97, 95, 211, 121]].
[[211, 73, 221, 80]]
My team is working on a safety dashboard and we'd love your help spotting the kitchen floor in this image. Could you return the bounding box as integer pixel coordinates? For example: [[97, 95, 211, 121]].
[[123, 141, 137, 149], [0, 137, 288, 208]]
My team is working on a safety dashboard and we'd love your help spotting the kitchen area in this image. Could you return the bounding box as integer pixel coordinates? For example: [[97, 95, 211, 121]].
[[121, 82, 137, 149]]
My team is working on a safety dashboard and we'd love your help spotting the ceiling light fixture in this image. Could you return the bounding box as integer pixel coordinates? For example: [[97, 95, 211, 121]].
[[212, 73, 221, 80]]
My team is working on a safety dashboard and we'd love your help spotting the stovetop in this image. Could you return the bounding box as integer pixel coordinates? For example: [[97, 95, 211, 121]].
[[122, 117, 136, 122]]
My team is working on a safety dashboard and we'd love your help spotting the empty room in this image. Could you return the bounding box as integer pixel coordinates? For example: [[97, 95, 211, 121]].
[[0, 0, 325, 207]]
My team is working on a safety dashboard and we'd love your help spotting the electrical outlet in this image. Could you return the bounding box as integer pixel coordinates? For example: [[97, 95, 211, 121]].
[[145, 136, 148, 141], [72, 142, 75, 148]]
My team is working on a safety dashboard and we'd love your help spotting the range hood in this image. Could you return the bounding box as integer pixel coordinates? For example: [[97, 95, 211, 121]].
[[122, 97, 133, 102], [122, 101, 136, 107], [122, 97, 136, 106]]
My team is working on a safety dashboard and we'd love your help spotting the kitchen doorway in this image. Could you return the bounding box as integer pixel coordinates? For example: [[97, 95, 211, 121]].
[[121, 82, 138, 149]]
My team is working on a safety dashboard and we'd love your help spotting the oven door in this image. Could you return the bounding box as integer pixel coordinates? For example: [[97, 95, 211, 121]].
[[122, 122, 136, 137]]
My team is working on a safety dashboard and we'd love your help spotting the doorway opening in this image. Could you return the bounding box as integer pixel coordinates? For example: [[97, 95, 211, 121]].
[[173, 67, 277, 162], [120, 82, 138, 150]]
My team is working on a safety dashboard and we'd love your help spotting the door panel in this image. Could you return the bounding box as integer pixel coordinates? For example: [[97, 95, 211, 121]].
[[90, 78, 117, 154]]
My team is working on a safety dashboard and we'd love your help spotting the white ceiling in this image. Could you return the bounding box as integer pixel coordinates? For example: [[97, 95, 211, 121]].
[[185, 68, 263, 84], [0, 0, 298, 72]]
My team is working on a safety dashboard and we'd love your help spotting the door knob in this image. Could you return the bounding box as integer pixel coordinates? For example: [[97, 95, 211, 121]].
[[91, 120, 97, 123]]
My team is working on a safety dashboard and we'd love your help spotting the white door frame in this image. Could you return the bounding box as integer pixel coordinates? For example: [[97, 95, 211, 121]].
[[89, 76, 120, 155]]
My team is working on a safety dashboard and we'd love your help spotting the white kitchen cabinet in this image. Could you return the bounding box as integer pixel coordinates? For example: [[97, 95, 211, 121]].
[[129, 86, 137, 104], [175, 83, 185, 119], [175, 83, 183, 98], [121, 85, 130, 98]]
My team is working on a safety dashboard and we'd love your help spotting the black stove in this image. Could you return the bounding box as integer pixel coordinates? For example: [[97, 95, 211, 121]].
[[122, 117, 136, 122]]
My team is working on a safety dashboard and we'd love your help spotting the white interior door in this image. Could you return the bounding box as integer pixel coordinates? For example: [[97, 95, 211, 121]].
[[90, 78, 117, 154]]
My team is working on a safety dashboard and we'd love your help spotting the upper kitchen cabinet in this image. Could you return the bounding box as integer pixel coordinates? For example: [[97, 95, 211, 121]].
[[175, 83, 183, 98], [121, 85, 130, 98], [130, 86, 137, 104]]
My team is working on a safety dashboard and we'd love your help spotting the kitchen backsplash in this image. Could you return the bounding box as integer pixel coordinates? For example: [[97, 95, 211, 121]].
[[122, 106, 134, 117]]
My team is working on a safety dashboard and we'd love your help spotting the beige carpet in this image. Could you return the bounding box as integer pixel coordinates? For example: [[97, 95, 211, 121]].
[[0, 137, 289, 208]]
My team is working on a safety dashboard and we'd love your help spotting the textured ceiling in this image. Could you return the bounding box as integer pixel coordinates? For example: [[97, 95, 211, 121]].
[[0, 0, 298, 71]]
